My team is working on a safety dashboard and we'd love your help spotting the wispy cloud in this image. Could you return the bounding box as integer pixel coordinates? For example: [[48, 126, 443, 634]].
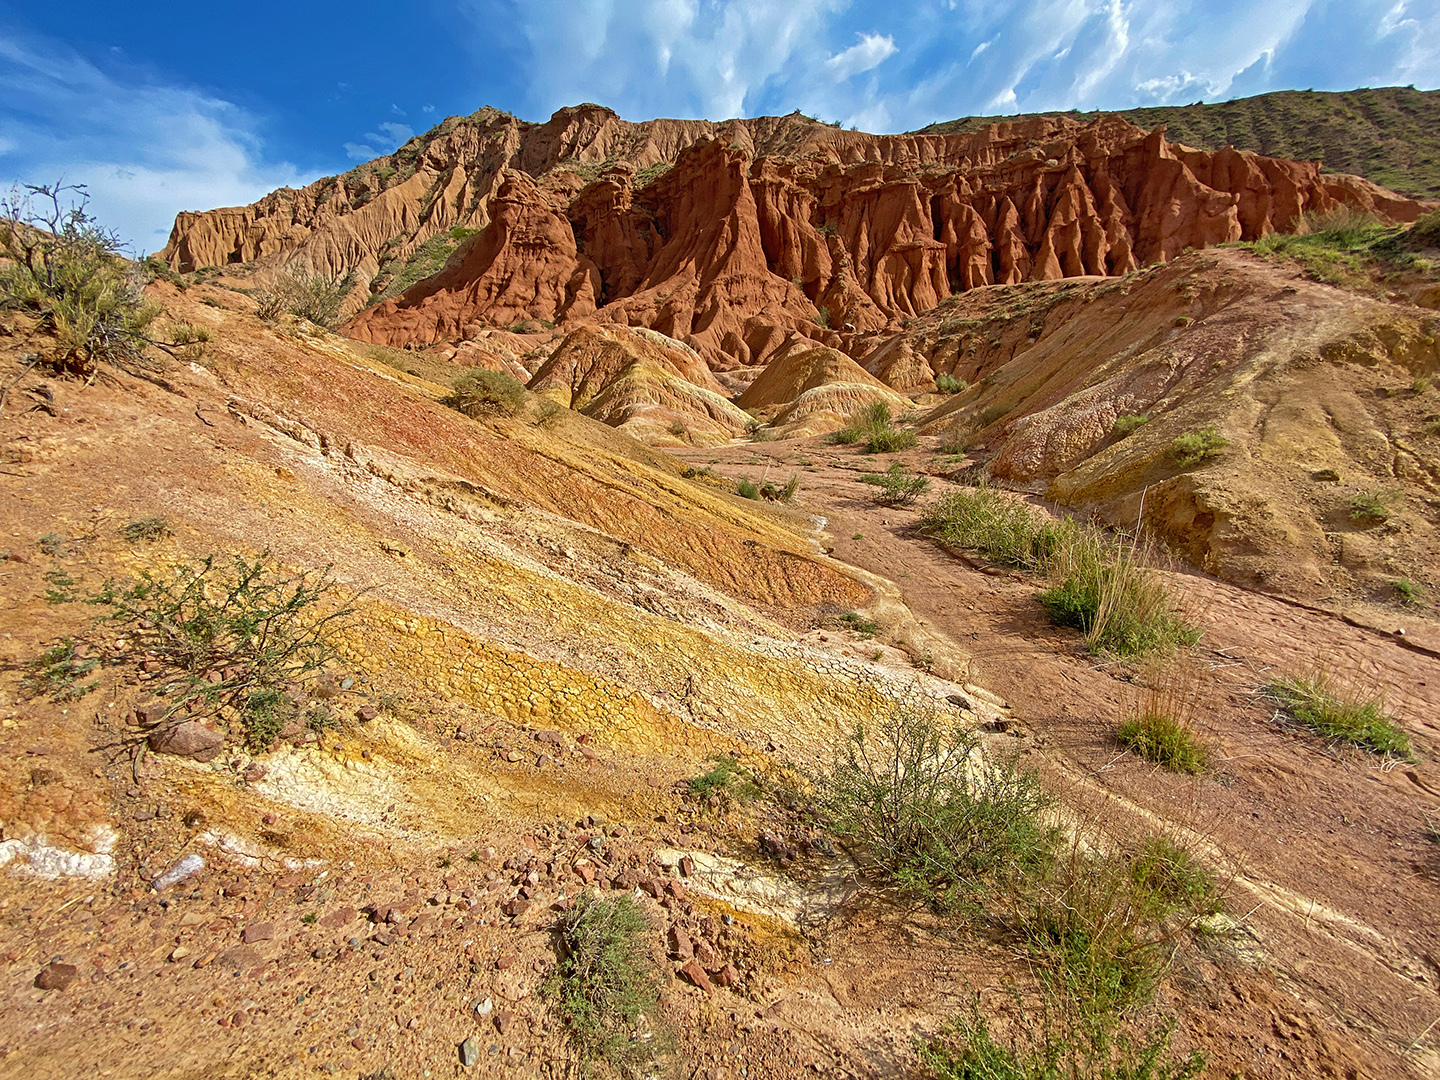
[[465, 0, 1437, 132], [827, 33, 898, 81], [343, 119, 416, 161], [0, 31, 316, 250]]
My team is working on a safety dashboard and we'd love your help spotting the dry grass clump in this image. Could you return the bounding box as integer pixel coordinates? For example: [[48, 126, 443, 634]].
[[443, 369, 526, 418], [921, 487, 1196, 657], [255, 269, 347, 330], [1266, 670, 1411, 758]]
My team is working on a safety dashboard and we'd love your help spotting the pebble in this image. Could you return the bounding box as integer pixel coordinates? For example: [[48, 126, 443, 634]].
[[34, 962, 80, 991], [460, 1036, 480, 1067]]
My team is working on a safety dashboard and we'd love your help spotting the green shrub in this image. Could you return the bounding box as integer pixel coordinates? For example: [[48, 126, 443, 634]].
[[920, 999, 1204, 1080], [1347, 492, 1389, 525], [77, 551, 354, 752], [874, 463, 930, 505], [1170, 426, 1227, 467], [1267, 673, 1411, 758], [1411, 208, 1440, 248], [1020, 834, 1220, 1016], [815, 695, 1054, 911], [1391, 579, 1419, 604], [867, 427, 918, 453], [828, 425, 863, 445], [1117, 713, 1210, 774], [736, 477, 760, 500], [23, 639, 100, 701], [443, 369, 526, 418], [1113, 413, 1149, 438], [935, 373, 968, 394], [685, 753, 762, 809], [546, 893, 670, 1073], [973, 404, 1009, 429], [839, 611, 879, 637], [816, 305, 831, 329], [119, 517, 171, 543], [859, 402, 892, 428], [780, 472, 801, 502], [254, 269, 346, 330], [0, 183, 159, 375]]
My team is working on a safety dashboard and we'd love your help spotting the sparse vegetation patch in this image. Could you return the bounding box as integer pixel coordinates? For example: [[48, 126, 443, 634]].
[[546, 892, 670, 1074], [1267, 673, 1411, 758]]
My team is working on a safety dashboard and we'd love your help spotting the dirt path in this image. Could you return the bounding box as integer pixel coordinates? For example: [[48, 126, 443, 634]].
[[676, 435, 1440, 1078]]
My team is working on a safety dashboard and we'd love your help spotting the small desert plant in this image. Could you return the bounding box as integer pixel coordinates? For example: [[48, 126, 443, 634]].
[[1170, 426, 1227, 467], [443, 369, 526, 419], [546, 892, 670, 1074], [1113, 413, 1149, 438], [1390, 579, 1419, 604], [1267, 673, 1411, 758], [920, 486, 1073, 571], [1414, 376, 1433, 395], [779, 472, 801, 502], [1039, 539, 1196, 657], [920, 999, 1204, 1080], [839, 612, 879, 638], [23, 639, 101, 701], [685, 753, 762, 809], [77, 552, 355, 752], [935, 373, 968, 394], [167, 321, 210, 346], [736, 477, 761, 500], [254, 269, 346, 330], [815, 694, 1054, 911], [534, 398, 566, 428], [1019, 832, 1220, 1016], [874, 463, 930, 506], [0, 183, 159, 375], [816, 305, 831, 329], [867, 427, 919, 453], [1117, 713, 1210, 774], [1411, 209, 1440, 248], [1347, 492, 1389, 525], [119, 517, 171, 543], [973, 404, 1009, 429], [667, 418, 688, 438]]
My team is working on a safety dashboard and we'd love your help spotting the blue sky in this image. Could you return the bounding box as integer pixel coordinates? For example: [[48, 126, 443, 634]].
[[2, 0, 1436, 251]]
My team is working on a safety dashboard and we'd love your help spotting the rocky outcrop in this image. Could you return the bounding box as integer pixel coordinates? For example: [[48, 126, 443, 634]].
[[738, 345, 907, 433], [529, 324, 749, 445], [164, 105, 1429, 366]]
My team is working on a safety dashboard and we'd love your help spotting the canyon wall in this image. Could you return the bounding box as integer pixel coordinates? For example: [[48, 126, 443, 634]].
[[162, 104, 1428, 367]]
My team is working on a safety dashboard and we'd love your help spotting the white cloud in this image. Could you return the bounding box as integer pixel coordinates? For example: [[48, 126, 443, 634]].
[[0, 34, 315, 251], [827, 33, 898, 81], [462, 0, 1438, 136]]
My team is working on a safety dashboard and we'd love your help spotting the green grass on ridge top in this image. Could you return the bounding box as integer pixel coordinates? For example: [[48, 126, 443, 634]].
[[914, 87, 1440, 200]]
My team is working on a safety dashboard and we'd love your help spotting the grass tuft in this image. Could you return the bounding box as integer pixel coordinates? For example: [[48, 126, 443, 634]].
[[1117, 713, 1210, 774], [1267, 673, 1411, 758]]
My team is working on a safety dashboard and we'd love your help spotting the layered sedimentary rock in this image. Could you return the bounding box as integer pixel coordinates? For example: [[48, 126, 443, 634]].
[[529, 324, 749, 445], [164, 105, 1428, 366]]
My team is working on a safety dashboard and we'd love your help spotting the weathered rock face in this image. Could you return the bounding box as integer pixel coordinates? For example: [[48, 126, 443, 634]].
[[164, 105, 1428, 366], [528, 324, 749, 445]]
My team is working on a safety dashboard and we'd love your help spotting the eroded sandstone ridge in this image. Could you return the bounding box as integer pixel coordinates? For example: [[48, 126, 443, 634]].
[[162, 105, 1425, 367]]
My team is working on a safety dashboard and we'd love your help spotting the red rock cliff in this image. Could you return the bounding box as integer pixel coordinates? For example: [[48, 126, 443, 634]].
[[162, 105, 1428, 366]]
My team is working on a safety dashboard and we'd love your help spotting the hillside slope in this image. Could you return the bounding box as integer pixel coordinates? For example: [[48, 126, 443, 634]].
[[918, 86, 1440, 200]]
